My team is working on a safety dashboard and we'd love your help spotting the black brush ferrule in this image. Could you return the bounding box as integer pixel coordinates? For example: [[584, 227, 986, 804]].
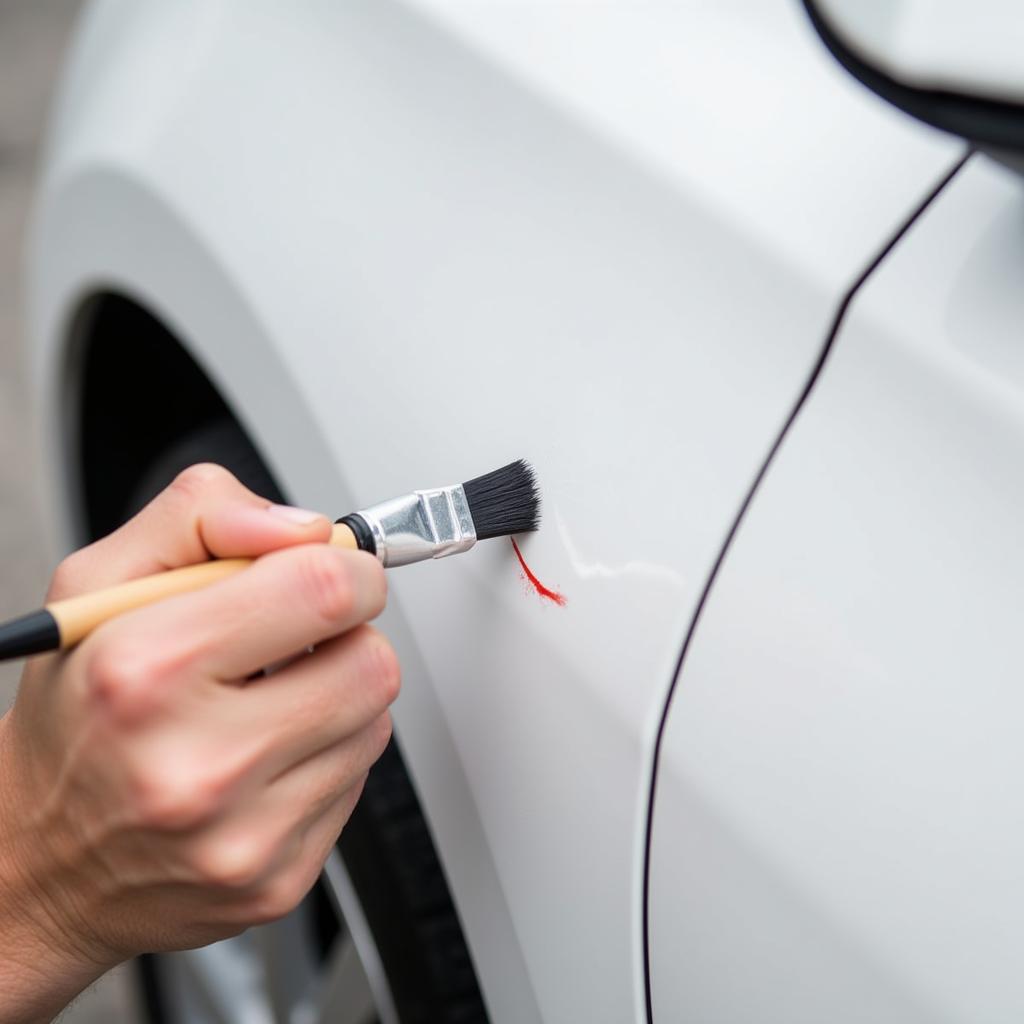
[[336, 513, 376, 556]]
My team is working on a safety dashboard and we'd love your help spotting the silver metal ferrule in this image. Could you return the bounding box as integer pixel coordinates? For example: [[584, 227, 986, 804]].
[[357, 484, 477, 568]]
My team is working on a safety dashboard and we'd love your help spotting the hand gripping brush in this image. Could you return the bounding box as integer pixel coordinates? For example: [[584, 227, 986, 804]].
[[0, 459, 540, 661]]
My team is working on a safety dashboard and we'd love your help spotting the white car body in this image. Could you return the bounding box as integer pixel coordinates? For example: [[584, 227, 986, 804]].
[[28, 1, 1024, 1021]]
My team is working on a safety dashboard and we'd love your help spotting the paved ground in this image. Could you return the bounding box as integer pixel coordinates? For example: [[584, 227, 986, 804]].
[[0, 1, 140, 1018]]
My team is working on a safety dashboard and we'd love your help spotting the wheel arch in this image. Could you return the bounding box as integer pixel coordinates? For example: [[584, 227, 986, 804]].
[[55, 287, 503, 1023], [63, 291, 239, 541], [30, 167, 538, 1020]]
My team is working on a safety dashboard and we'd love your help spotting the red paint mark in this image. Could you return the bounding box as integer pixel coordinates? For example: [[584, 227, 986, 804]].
[[510, 538, 567, 606]]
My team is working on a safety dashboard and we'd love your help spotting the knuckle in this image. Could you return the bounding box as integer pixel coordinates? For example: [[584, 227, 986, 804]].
[[191, 835, 271, 891], [48, 553, 88, 600], [301, 549, 356, 626], [248, 870, 309, 925], [167, 463, 234, 504], [83, 635, 191, 723], [84, 641, 160, 721], [129, 758, 228, 831]]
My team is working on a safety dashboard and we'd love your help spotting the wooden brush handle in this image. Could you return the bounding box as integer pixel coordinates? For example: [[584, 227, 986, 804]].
[[48, 523, 359, 648]]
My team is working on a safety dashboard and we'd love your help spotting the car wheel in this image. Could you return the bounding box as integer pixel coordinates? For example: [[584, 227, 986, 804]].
[[113, 417, 489, 1024]]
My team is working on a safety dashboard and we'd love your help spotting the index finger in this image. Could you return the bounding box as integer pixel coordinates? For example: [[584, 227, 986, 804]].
[[48, 464, 331, 600], [94, 544, 388, 682]]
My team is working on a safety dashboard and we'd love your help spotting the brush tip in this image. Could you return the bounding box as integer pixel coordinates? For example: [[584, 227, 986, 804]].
[[462, 459, 541, 540]]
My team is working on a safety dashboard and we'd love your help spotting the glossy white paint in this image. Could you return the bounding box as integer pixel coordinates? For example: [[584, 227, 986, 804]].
[[28, 1, 960, 1020], [649, 155, 1024, 1021]]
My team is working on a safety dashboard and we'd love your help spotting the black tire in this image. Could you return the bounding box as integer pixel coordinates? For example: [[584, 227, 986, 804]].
[[110, 417, 489, 1024]]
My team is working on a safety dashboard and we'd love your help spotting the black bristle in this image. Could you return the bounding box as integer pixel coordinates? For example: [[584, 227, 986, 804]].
[[462, 459, 541, 540]]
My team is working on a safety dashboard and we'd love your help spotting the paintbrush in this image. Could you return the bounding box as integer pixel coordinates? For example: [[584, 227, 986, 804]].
[[0, 459, 540, 662]]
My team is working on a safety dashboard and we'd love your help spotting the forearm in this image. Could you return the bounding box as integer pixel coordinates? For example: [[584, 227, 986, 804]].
[[0, 916, 103, 1024], [0, 716, 108, 1024]]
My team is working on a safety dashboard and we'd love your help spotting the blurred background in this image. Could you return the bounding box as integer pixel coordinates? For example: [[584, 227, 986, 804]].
[[0, 0, 138, 1017]]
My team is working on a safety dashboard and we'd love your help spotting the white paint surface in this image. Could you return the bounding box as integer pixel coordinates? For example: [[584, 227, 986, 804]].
[[29, 1, 960, 1020], [650, 157, 1024, 1021]]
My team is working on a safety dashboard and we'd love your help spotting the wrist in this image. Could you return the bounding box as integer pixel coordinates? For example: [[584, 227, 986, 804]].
[[0, 712, 111, 1023]]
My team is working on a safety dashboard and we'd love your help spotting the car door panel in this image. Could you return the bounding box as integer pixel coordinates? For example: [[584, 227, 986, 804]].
[[649, 155, 1024, 1022]]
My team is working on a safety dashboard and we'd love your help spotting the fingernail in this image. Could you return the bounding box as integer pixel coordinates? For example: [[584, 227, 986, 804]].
[[266, 504, 324, 526]]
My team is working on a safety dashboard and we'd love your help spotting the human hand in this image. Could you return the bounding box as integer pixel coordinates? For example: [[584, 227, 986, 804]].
[[0, 465, 398, 1024]]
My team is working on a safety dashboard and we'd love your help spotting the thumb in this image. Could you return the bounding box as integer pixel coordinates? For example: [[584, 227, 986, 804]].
[[47, 464, 332, 600]]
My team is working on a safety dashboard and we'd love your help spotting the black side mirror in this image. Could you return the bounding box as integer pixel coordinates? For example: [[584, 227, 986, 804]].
[[805, 1, 1024, 168]]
